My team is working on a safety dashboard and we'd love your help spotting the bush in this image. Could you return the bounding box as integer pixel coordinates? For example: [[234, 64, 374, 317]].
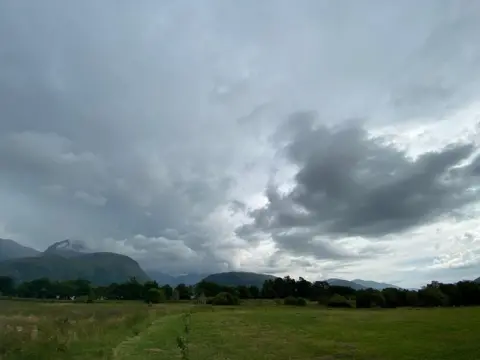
[[296, 297, 307, 306], [284, 296, 298, 305], [284, 296, 307, 306], [145, 288, 166, 304], [205, 297, 214, 305], [73, 295, 88, 303], [211, 292, 239, 306], [327, 294, 352, 308]]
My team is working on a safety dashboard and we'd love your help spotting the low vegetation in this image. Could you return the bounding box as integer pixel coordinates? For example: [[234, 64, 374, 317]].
[[2, 274, 480, 309], [3, 299, 478, 360], [1, 274, 480, 359], [0, 300, 174, 360]]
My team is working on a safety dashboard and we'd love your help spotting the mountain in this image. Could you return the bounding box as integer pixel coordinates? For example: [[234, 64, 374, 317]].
[[326, 278, 367, 290], [0, 239, 150, 285], [0, 252, 149, 285], [146, 271, 206, 286], [352, 279, 401, 290], [44, 239, 91, 257], [474, 277, 480, 284], [0, 239, 40, 262], [202, 271, 277, 287]]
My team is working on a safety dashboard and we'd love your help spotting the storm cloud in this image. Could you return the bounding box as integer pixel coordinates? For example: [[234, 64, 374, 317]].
[[1, 1, 480, 286], [237, 111, 479, 244]]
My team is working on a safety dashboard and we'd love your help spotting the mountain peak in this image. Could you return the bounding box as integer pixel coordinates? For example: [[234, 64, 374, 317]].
[[44, 239, 91, 257]]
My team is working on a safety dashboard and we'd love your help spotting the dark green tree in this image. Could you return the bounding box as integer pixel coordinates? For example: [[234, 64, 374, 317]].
[[0, 276, 15, 296]]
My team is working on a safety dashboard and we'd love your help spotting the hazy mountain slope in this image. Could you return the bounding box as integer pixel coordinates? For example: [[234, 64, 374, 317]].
[[146, 271, 206, 286], [352, 279, 402, 290], [474, 277, 480, 284], [202, 271, 277, 287], [0, 239, 40, 262], [0, 252, 150, 285], [326, 278, 367, 290]]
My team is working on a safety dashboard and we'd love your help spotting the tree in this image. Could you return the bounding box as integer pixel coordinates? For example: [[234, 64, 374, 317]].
[[312, 281, 330, 303], [87, 288, 96, 303], [382, 288, 400, 308], [261, 279, 277, 299], [161, 284, 173, 300], [143, 281, 159, 292], [405, 290, 419, 307], [249, 285, 260, 298], [237, 285, 252, 299], [296, 277, 312, 299], [146, 288, 166, 304], [175, 284, 191, 300], [418, 286, 447, 307], [0, 276, 14, 296]]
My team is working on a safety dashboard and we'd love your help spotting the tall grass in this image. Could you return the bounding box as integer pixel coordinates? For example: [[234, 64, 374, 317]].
[[0, 301, 156, 360]]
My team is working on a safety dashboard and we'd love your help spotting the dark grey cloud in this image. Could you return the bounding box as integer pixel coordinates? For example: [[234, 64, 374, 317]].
[[237, 111, 479, 255], [1, 1, 480, 282]]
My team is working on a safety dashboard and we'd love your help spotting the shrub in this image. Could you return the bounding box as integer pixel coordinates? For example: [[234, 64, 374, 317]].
[[284, 296, 298, 305], [211, 292, 239, 306], [327, 294, 352, 308], [296, 297, 307, 306], [145, 288, 166, 304], [284, 296, 307, 306], [205, 297, 214, 305], [73, 295, 88, 303]]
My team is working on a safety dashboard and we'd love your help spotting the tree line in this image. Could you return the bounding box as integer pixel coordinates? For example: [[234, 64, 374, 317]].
[[1, 275, 479, 308]]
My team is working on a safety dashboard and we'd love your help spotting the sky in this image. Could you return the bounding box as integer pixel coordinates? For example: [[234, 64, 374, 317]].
[[1, 1, 479, 288]]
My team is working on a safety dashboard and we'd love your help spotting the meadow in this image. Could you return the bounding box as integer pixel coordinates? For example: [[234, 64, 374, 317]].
[[1, 300, 479, 360]]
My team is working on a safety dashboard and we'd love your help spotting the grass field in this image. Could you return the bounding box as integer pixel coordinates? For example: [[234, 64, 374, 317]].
[[1, 300, 479, 360]]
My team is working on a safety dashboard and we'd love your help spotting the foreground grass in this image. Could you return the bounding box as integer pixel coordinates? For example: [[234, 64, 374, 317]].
[[2, 301, 480, 360], [0, 300, 190, 360], [122, 306, 480, 360]]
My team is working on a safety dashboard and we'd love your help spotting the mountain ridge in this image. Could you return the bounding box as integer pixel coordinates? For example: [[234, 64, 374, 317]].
[[326, 278, 367, 290], [352, 279, 402, 290], [201, 271, 277, 287], [0, 239, 149, 285], [146, 271, 207, 286], [0, 238, 40, 261]]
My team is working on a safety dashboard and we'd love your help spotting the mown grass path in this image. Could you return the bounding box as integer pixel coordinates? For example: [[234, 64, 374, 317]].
[[116, 306, 480, 360], [113, 313, 183, 360]]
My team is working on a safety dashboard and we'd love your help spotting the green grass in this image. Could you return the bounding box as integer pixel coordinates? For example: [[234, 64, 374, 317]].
[[0, 300, 190, 360], [2, 300, 480, 360]]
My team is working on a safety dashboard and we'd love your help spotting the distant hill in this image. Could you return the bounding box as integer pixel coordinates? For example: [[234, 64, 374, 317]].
[[352, 279, 401, 290], [146, 271, 206, 286], [327, 278, 367, 290], [202, 271, 277, 287], [474, 277, 480, 284], [0, 239, 40, 262], [0, 239, 150, 285]]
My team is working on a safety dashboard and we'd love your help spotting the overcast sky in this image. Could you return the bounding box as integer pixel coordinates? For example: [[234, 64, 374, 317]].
[[1, 1, 479, 288]]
